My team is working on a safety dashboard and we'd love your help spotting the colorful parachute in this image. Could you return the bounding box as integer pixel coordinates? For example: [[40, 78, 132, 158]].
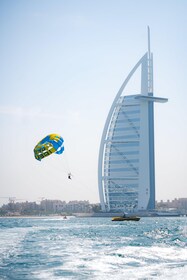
[[34, 134, 64, 161]]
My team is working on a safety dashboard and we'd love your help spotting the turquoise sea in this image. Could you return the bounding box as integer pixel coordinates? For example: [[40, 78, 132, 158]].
[[0, 217, 187, 279]]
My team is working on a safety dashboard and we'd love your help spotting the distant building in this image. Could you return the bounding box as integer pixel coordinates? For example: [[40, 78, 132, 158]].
[[40, 199, 92, 213], [65, 200, 92, 213], [98, 28, 168, 212], [40, 199, 66, 213], [156, 198, 187, 212], [0, 201, 39, 215]]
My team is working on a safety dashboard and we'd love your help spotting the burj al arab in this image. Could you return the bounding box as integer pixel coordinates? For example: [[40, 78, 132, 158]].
[[98, 27, 168, 212]]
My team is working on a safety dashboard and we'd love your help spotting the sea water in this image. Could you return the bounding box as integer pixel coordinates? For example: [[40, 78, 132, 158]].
[[0, 217, 187, 280]]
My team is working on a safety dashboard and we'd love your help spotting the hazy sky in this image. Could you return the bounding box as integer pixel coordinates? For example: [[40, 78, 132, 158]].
[[0, 0, 187, 206]]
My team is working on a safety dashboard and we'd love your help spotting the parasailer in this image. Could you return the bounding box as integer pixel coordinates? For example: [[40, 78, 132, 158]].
[[68, 173, 72, 180], [34, 133, 73, 180], [34, 134, 64, 161]]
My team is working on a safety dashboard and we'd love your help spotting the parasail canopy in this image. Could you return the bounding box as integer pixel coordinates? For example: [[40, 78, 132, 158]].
[[34, 134, 64, 161]]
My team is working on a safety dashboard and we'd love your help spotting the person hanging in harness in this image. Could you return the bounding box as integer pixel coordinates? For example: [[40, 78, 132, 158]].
[[68, 173, 72, 180]]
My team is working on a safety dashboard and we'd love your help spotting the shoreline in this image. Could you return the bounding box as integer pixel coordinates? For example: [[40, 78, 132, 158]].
[[0, 213, 184, 218], [0, 215, 73, 219]]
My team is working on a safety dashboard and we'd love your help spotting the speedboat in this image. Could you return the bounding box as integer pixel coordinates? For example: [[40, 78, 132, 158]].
[[112, 216, 140, 221]]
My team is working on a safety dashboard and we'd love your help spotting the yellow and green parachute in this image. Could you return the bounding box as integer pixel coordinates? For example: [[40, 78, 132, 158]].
[[34, 134, 64, 161]]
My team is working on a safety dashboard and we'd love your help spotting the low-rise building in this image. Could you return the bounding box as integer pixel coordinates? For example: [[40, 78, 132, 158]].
[[156, 198, 187, 212]]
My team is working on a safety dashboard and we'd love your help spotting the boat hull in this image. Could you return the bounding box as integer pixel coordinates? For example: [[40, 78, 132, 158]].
[[112, 216, 140, 221]]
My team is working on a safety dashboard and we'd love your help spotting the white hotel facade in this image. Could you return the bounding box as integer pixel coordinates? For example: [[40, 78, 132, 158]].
[[98, 28, 168, 212]]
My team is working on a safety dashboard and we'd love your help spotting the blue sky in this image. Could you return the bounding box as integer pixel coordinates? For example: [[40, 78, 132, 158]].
[[0, 0, 187, 205]]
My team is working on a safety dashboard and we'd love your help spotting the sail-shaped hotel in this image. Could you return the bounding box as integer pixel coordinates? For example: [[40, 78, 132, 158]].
[[98, 28, 168, 212]]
